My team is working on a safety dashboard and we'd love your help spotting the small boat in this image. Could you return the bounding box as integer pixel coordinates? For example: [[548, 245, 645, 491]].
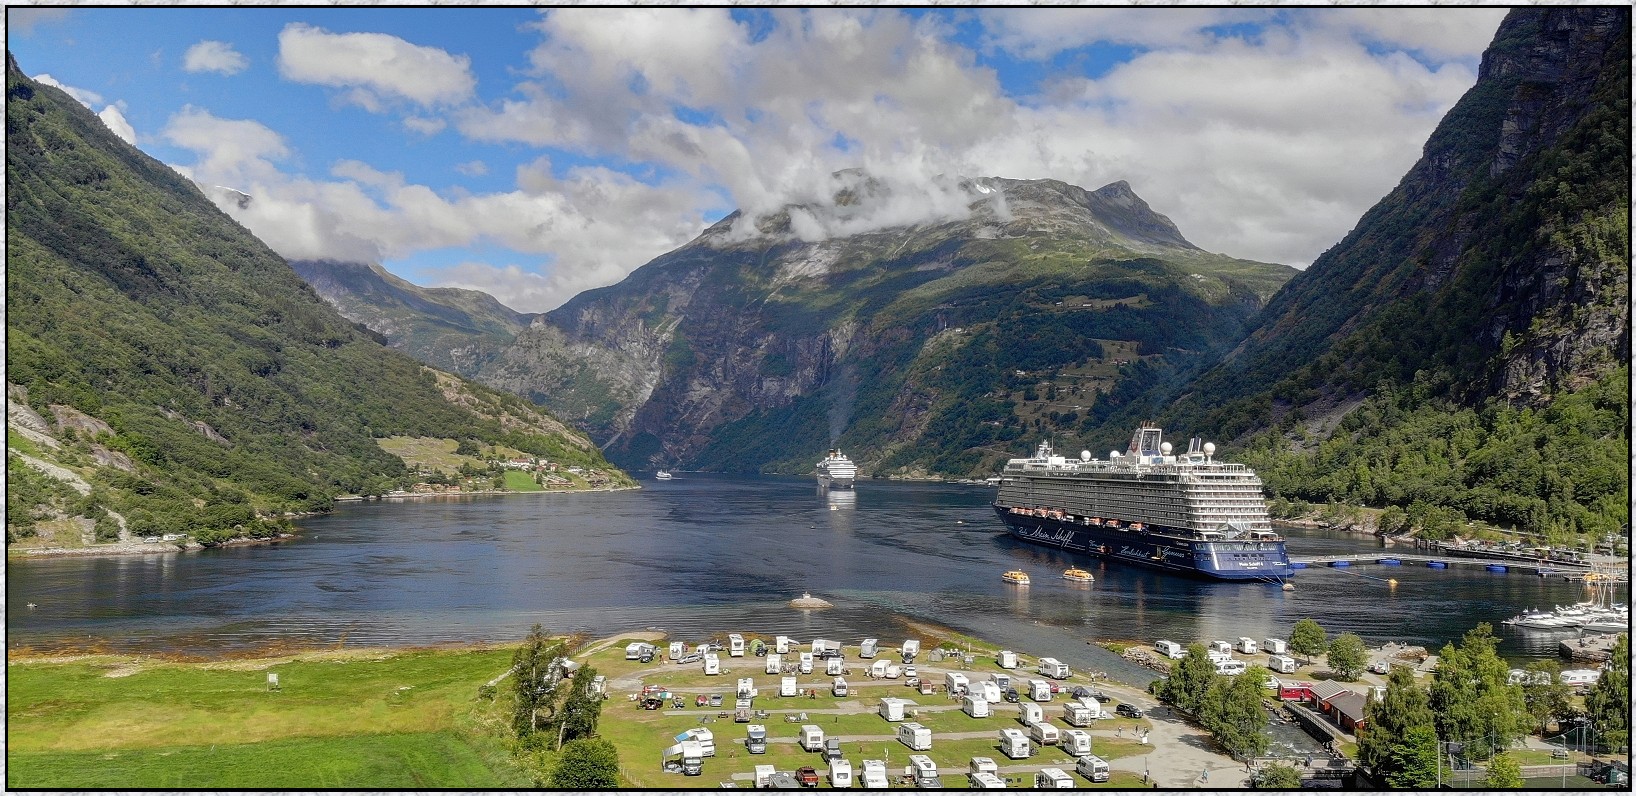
[[1002, 570, 1031, 586], [1062, 567, 1094, 583], [655, 470, 673, 480]]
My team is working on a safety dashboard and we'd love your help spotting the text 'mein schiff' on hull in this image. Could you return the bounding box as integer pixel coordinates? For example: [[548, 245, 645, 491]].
[[816, 449, 856, 489], [992, 425, 1291, 581]]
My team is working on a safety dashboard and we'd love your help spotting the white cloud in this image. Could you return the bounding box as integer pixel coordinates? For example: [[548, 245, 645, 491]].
[[34, 74, 138, 146], [403, 116, 447, 135], [1311, 8, 1511, 60], [454, 160, 488, 177], [98, 104, 137, 145], [162, 105, 290, 187], [34, 74, 103, 107], [10, 8, 70, 34], [183, 40, 249, 75], [277, 22, 476, 108]]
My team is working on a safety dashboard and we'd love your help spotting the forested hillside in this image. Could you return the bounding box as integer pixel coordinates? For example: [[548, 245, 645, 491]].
[[5, 53, 630, 548]]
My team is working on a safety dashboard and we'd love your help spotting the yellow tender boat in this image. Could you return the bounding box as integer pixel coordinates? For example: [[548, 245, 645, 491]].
[[1062, 567, 1094, 583], [1002, 570, 1031, 585]]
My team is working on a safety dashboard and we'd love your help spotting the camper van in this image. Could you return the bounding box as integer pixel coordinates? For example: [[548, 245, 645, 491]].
[[1154, 640, 1184, 659], [1062, 701, 1094, 727], [662, 739, 704, 776], [737, 677, 757, 698], [997, 650, 1019, 669], [969, 757, 999, 778], [885, 664, 902, 679], [1035, 768, 1074, 788], [897, 722, 932, 751], [945, 672, 970, 694], [745, 725, 767, 754], [753, 764, 776, 788], [832, 676, 849, 697], [1061, 728, 1093, 756], [775, 635, 794, 655], [728, 634, 745, 657], [625, 642, 656, 661], [1215, 659, 1248, 676], [1028, 721, 1061, 747], [668, 641, 685, 660], [901, 639, 921, 662], [860, 760, 889, 790], [703, 653, 721, 675], [826, 656, 844, 676], [970, 771, 1005, 789], [1030, 679, 1053, 702], [880, 697, 908, 722], [908, 754, 939, 785], [860, 638, 879, 658], [799, 652, 814, 675], [766, 654, 783, 675], [1268, 654, 1297, 674], [1038, 657, 1071, 679], [1209, 640, 1233, 655], [1265, 638, 1288, 655], [870, 659, 890, 678], [972, 680, 1002, 703], [828, 759, 853, 788], [999, 728, 1032, 759], [1019, 700, 1044, 726], [990, 672, 1012, 691], [962, 695, 990, 718], [1076, 754, 1111, 783], [800, 725, 825, 752], [781, 676, 798, 697], [1237, 637, 1259, 654]]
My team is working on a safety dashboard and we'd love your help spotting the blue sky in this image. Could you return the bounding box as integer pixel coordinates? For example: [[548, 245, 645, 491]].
[[10, 7, 1507, 312]]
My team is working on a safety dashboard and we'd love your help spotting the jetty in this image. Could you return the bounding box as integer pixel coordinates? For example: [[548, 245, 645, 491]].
[[1561, 633, 1620, 663], [1289, 552, 1595, 574]]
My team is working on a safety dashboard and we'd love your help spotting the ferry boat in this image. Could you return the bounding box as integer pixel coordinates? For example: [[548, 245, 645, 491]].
[[991, 426, 1291, 582], [816, 449, 857, 489], [1062, 567, 1094, 583], [1002, 570, 1031, 585], [655, 470, 673, 480]]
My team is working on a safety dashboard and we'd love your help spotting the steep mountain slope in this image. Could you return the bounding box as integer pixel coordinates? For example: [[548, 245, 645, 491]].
[[288, 259, 533, 377], [5, 54, 630, 548], [478, 175, 1295, 475], [1156, 7, 1628, 542]]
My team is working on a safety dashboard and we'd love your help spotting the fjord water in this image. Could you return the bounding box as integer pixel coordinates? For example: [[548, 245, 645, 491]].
[[9, 475, 1605, 675]]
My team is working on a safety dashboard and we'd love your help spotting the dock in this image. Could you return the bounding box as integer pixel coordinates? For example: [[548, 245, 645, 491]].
[[1560, 633, 1621, 663], [1289, 553, 1594, 573]]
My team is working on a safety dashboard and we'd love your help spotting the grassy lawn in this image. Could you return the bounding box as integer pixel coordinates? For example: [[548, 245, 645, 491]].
[[502, 470, 544, 491], [7, 646, 531, 788]]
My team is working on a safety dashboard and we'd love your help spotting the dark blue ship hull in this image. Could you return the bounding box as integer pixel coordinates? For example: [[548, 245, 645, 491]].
[[993, 504, 1292, 581]]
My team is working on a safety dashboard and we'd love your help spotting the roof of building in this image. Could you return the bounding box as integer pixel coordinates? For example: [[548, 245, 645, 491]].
[[1309, 680, 1354, 701], [1329, 692, 1369, 723]]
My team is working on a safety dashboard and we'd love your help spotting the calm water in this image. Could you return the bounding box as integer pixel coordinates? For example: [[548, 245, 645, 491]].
[[8, 474, 1610, 680]]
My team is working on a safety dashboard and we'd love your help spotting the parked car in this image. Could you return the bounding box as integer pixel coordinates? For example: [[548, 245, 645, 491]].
[[1116, 703, 1143, 719], [1004, 688, 1021, 703], [796, 766, 819, 787], [709, 694, 724, 707], [696, 694, 709, 707]]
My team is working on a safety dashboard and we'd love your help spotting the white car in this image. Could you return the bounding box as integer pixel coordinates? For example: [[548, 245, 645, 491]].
[[1369, 660, 1390, 674]]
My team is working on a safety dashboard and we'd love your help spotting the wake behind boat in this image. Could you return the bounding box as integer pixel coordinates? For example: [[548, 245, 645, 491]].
[[991, 425, 1291, 582]]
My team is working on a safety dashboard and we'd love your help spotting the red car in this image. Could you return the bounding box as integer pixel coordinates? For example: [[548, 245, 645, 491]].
[[796, 766, 819, 787]]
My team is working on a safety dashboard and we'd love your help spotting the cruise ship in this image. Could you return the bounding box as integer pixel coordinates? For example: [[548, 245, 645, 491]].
[[816, 449, 857, 489], [992, 426, 1291, 581]]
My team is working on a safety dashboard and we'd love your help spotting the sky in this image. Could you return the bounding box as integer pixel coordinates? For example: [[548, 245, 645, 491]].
[[9, 7, 1509, 313]]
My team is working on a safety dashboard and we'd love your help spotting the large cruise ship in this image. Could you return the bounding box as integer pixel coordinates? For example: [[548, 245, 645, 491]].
[[992, 426, 1291, 581], [816, 449, 857, 489]]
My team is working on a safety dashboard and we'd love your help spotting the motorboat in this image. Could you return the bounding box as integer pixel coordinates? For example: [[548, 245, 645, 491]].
[[655, 470, 673, 480], [1061, 567, 1094, 583], [1002, 570, 1031, 586]]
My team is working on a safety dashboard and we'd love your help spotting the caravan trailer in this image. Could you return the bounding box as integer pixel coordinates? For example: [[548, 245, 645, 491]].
[[880, 697, 908, 722], [962, 695, 990, 718], [1028, 721, 1061, 747], [728, 634, 746, 657], [775, 635, 794, 654], [1030, 679, 1053, 702], [997, 650, 1019, 669], [945, 672, 970, 694], [1209, 640, 1233, 655], [860, 760, 889, 790], [668, 641, 685, 660], [1264, 638, 1288, 655], [828, 759, 852, 788], [799, 725, 825, 752], [1038, 658, 1070, 679], [766, 654, 783, 675], [969, 757, 999, 778], [625, 642, 656, 661], [1215, 659, 1248, 676], [1019, 701, 1044, 726], [1154, 640, 1184, 659], [826, 656, 844, 676], [1061, 728, 1093, 756], [973, 681, 1002, 703], [832, 677, 849, 697], [1062, 702, 1094, 727], [969, 772, 1005, 789], [897, 722, 932, 751], [703, 653, 721, 675], [999, 728, 1031, 759], [990, 672, 1012, 691], [781, 676, 798, 697], [1268, 654, 1297, 674], [1237, 637, 1259, 655], [1035, 768, 1074, 789], [870, 659, 890, 678], [885, 664, 902, 679], [860, 638, 879, 658], [1075, 754, 1111, 783], [901, 639, 921, 662], [799, 652, 815, 674], [737, 677, 757, 698]]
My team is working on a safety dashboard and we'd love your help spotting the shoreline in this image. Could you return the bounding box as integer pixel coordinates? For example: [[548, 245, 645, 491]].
[[334, 484, 641, 501]]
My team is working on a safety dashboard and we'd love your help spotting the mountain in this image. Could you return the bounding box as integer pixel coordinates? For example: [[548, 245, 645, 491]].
[[288, 259, 534, 377], [1155, 7, 1629, 542], [472, 174, 1295, 475], [5, 54, 631, 549]]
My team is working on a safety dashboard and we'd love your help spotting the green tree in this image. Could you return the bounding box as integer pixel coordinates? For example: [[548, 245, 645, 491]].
[[1428, 623, 1530, 758], [1482, 752, 1523, 788], [1377, 505, 1408, 535], [1289, 618, 1328, 665], [549, 737, 620, 789], [552, 665, 604, 748], [1156, 644, 1219, 715], [1521, 660, 1573, 733], [1326, 633, 1368, 681], [1360, 666, 1438, 787], [1252, 763, 1302, 789], [1199, 665, 1271, 760], [512, 625, 568, 743], [1584, 633, 1629, 749]]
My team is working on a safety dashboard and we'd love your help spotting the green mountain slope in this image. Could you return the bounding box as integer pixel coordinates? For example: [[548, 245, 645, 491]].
[[287, 259, 533, 377], [1154, 8, 1629, 544], [481, 176, 1295, 475], [5, 54, 630, 548]]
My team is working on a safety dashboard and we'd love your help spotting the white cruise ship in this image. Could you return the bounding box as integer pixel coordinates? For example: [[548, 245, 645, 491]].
[[816, 449, 857, 489]]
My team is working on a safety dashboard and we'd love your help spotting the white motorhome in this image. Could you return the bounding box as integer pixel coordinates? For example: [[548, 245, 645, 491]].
[[860, 638, 879, 658], [1076, 754, 1111, 783], [1154, 640, 1184, 659], [675, 727, 715, 757], [990, 672, 1012, 691], [745, 724, 767, 754], [945, 672, 970, 694], [728, 634, 745, 657], [833, 676, 849, 697], [1264, 638, 1288, 655], [668, 641, 685, 660], [997, 650, 1019, 669], [999, 728, 1031, 759], [737, 677, 757, 698], [870, 659, 890, 678], [800, 724, 825, 752], [1237, 637, 1259, 654], [970, 772, 1005, 788], [969, 757, 999, 778], [1209, 640, 1233, 655], [1030, 679, 1053, 702], [1062, 701, 1094, 727], [663, 739, 705, 776], [1215, 659, 1248, 676], [828, 759, 853, 788], [1207, 650, 1234, 664], [1061, 728, 1093, 756], [1035, 768, 1074, 788], [1268, 654, 1297, 674], [826, 656, 844, 676], [879, 697, 908, 722], [860, 760, 888, 790], [766, 653, 783, 675], [703, 653, 721, 675], [1038, 657, 1070, 679], [781, 676, 799, 697], [775, 635, 794, 654], [901, 639, 921, 662], [799, 652, 814, 675], [898, 722, 932, 751], [1019, 701, 1044, 726], [972, 680, 1002, 703], [625, 642, 656, 660], [962, 695, 990, 718], [1028, 721, 1061, 747]]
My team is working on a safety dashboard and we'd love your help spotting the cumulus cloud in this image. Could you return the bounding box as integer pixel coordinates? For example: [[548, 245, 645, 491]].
[[98, 104, 137, 145], [277, 22, 476, 108], [184, 40, 249, 75], [35, 74, 138, 146], [34, 74, 103, 107]]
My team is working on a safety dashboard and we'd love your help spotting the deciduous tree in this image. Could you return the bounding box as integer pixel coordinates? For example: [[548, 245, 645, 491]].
[[1482, 752, 1523, 788], [1360, 666, 1438, 788], [1199, 665, 1271, 760], [1253, 763, 1302, 788], [550, 737, 620, 788], [1156, 644, 1219, 715], [1289, 618, 1328, 665], [1521, 660, 1573, 733], [1326, 633, 1368, 681], [1584, 633, 1629, 748], [1428, 623, 1529, 758]]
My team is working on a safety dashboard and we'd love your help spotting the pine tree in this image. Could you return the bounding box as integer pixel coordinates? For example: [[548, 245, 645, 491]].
[[1584, 633, 1629, 749], [1360, 666, 1438, 787]]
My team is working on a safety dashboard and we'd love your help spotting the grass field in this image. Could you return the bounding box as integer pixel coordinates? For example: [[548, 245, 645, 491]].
[[6, 646, 533, 788], [502, 470, 544, 491]]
